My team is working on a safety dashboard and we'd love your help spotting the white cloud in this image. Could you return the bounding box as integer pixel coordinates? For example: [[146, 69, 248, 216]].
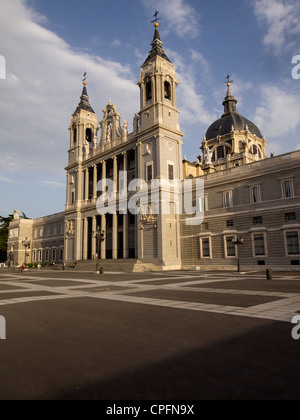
[[141, 0, 200, 39], [40, 180, 65, 188], [167, 49, 216, 127], [253, 0, 300, 55], [0, 0, 138, 177], [254, 85, 300, 139], [0, 175, 14, 183]]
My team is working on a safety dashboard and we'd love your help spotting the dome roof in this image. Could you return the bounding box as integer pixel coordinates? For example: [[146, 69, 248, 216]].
[[206, 112, 262, 140], [205, 84, 262, 140]]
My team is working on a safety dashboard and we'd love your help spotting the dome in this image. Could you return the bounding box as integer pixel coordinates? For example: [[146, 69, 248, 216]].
[[206, 112, 262, 141], [205, 84, 262, 141]]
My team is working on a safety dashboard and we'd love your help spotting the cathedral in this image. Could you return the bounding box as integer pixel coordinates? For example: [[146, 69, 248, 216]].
[[7, 23, 300, 271]]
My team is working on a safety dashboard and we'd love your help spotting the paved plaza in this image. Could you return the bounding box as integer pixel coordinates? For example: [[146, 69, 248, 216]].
[[0, 269, 299, 400]]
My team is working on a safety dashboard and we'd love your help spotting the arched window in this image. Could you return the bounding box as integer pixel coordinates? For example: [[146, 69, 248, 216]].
[[86, 128, 93, 142], [73, 125, 77, 145], [217, 146, 225, 159], [146, 80, 152, 102], [258, 146, 262, 158], [164, 81, 171, 100], [250, 144, 258, 155]]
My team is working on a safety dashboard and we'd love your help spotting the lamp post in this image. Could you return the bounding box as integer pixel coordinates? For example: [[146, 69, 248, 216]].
[[232, 237, 244, 273], [93, 227, 105, 272], [22, 237, 31, 266]]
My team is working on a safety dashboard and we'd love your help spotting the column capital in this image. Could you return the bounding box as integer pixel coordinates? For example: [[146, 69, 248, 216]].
[[122, 151, 127, 156]]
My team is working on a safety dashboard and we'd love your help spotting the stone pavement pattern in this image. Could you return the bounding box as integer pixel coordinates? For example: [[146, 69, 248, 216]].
[[0, 270, 300, 323], [0, 269, 300, 400]]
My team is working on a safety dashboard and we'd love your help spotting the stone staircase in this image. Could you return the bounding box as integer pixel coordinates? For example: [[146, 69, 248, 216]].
[[69, 259, 164, 273]]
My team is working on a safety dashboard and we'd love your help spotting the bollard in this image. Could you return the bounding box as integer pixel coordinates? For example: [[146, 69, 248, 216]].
[[266, 269, 273, 281]]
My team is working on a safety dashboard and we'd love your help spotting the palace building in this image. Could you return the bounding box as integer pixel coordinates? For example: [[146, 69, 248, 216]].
[[7, 23, 300, 271]]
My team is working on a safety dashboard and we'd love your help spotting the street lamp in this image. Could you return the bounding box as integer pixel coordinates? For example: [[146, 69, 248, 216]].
[[22, 237, 31, 266], [232, 237, 244, 273], [93, 227, 105, 272]]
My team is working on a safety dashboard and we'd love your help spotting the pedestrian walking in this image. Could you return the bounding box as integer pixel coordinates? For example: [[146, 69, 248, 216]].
[[21, 265, 25, 274]]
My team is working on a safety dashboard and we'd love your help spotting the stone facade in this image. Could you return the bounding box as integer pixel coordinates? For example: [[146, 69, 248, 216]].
[[7, 212, 64, 266], [7, 24, 300, 271]]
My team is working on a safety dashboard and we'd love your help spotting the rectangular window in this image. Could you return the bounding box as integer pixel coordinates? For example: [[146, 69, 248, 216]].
[[226, 220, 234, 228], [201, 237, 211, 258], [285, 212, 296, 222], [202, 223, 209, 231], [226, 236, 236, 257], [59, 249, 63, 261], [286, 232, 299, 255], [223, 191, 232, 208], [250, 186, 261, 204], [39, 250, 42, 262], [253, 216, 263, 225], [71, 191, 75, 204], [168, 164, 174, 181], [282, 179, 294, 199], [146, 164, 153, 182], [254, 234, 266, 256], [45, 250, 49, 262]]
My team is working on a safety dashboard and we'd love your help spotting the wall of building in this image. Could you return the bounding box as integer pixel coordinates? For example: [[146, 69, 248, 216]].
[[181, 151, 300, 271]]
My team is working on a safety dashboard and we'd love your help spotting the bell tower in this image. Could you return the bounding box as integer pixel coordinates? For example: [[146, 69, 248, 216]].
[[136, 23, 184, 270], [138, 22, 181, 133], [65, 81, 98, 262]]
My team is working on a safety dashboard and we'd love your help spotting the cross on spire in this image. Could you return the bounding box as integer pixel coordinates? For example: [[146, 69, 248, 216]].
[[225, 73, 234, 86], [151, 11, 161, 24]]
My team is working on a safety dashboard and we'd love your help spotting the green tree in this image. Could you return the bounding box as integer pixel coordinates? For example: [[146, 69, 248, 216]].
[[0, 212, 30, 262]]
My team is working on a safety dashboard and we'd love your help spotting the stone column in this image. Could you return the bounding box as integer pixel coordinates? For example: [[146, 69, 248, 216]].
[[112, 156, 118, 259], [92, 216, 97, 259], [83, 217, 88, 260], [75, 216, 82, 261], [77, 167, 84, 203], [85, 168, 89, 201], [123, 152, 129, 259], [101, 161, 107, 260], [93, 164, 97, 200]]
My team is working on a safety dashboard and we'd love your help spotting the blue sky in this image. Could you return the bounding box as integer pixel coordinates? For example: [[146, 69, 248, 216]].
[[0, 0, 300, 219]]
